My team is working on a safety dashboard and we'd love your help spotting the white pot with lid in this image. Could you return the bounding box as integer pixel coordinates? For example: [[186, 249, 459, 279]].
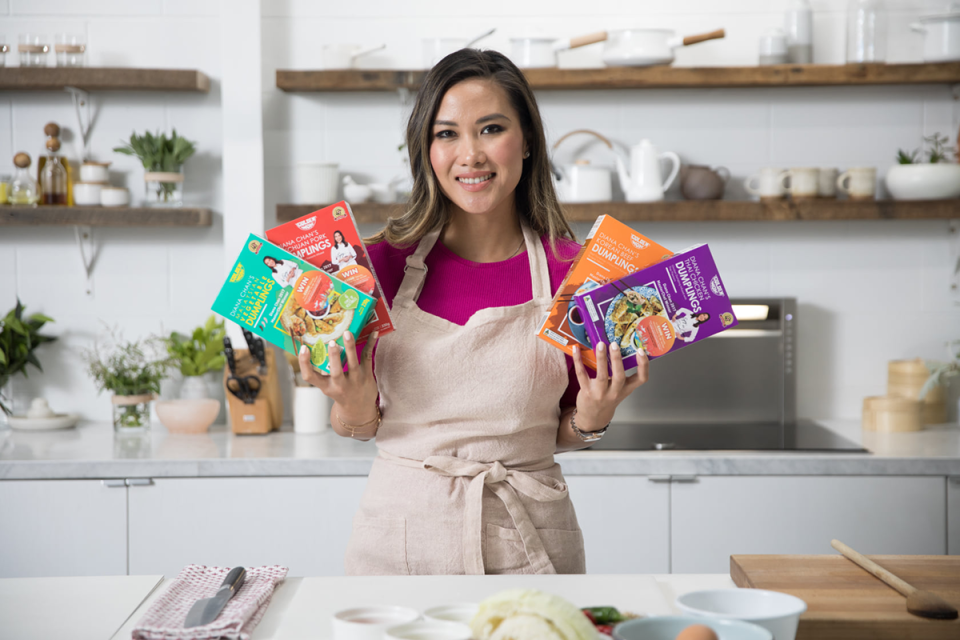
[[551, 129, 615, 202], [911, 3, 960, 61], [510, 31, 608, 68], [603, 28, 725, 66]]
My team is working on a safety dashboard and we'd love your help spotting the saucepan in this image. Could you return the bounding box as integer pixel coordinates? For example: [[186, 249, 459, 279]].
[[603, 28, 725, 66], [510, 31, 608, 68], [422, 27, 496, 68], [322, 44, 387, 69]]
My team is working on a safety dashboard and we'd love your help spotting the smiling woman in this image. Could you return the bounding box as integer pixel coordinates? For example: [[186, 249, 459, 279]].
[[296, 49, 651, 577]]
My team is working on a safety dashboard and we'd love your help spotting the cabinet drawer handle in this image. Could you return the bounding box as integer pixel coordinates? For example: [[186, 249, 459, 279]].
[[102, 479, 126, 488], [125, 478, 154, 487], [671, 475, 699, 483], [648, 475, 672, 483]]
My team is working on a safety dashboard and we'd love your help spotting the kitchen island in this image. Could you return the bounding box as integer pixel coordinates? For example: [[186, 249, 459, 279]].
[[1, 420, 957, 578]]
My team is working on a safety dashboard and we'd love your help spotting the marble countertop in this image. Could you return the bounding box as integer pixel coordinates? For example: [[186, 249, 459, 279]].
[[1, 419, 958, 480]]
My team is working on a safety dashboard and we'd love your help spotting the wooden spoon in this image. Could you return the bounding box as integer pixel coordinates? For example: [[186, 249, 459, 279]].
[[831, 539, 958, 620]]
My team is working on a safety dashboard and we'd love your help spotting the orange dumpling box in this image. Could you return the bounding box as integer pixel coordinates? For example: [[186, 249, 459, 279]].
[[536, 215, 673, 371], [266, 201, 394, 343]]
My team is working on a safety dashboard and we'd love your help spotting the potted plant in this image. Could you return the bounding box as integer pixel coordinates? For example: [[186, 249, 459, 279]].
[[0, 300, 55, 417], [166, 315, 226, 400], [886, 133, 960, 200], [113, 129, 197, 207], [83, 329, 170, 432]]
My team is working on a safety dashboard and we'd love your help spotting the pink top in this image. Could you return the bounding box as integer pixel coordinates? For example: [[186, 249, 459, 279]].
[[368, 234, 585, 407]]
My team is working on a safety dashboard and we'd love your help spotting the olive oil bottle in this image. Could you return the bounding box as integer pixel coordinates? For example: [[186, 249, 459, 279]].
[[37, 122, 73, 205]]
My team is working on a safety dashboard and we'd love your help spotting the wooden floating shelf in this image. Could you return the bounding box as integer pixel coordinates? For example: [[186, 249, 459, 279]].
[[0, 67, 210, 92], [277, 62, 960, 92], [277, 200, 960, 224], [0, 205, 213, 227]]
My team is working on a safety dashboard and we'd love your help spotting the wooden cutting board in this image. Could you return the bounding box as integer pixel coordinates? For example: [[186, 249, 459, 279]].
[[730, 555, 960, 640]]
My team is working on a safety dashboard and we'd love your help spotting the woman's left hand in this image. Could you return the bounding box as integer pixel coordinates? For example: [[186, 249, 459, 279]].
[[571, 341, 649, 431]]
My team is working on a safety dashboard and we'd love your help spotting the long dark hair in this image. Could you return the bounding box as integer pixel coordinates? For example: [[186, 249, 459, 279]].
[[262, 255, 283, 272], [365, 48, 574, 255], [333, 229, 348, 249], [693, 312, 711, 327]]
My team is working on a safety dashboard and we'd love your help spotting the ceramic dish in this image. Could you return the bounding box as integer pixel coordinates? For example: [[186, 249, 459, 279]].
[[332, 606, 420, 640], [386, 620, 472, 640], [613, 615, 772, 640], [7, 413, 80, 430], [676, 589, 807, 640], [422, 603, 479, 625]]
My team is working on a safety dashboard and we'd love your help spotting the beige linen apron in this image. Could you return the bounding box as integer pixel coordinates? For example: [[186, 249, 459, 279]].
[[344, 221, 585, 576]]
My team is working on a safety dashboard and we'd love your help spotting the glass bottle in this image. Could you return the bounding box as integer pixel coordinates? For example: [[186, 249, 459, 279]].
[[784, 0, 813, 64], [40, 137, 68, 205], [37, 122, 73, 205], [847, 0, 886, 63], [9, 153, 39, 206], [0, 174, 11, 204]]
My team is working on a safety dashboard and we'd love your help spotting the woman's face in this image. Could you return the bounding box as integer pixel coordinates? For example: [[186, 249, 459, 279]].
[[334, 231, 343, 243], [697, 313, 709, 323], [264, 257, 277, 268], [429, 78, 527, 218]]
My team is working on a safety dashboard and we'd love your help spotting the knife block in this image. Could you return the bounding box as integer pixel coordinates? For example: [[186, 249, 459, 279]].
[[224, 348, 284, 434]]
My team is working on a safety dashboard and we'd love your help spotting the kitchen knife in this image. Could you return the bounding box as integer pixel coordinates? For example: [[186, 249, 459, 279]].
[[184, 566, 246, 628], [224, 337, 237, 376]]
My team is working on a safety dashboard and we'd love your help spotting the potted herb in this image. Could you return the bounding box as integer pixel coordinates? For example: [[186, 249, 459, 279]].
[[886, 133, 960, 200], [83, 329, 171, 432], [113, 129, 197, 207], [166, 315, 226, 400], [0, 300, 55, 417], [920, 340, 960, 417]]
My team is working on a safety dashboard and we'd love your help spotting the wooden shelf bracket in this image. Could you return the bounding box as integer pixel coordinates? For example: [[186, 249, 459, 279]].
[[73, 224, 99, 296]]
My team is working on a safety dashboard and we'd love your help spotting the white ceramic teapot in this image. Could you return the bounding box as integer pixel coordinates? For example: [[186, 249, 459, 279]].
[[551, 129, 616, 202], [616, 139, 681, 202]]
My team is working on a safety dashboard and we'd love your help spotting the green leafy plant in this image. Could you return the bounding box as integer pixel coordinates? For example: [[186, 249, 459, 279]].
[[0, 300, 56, 415], [113, 129, 197, 202], [166, 315, 226, 377], [896, 133, 957, 165], [920, 340, 960, 399]]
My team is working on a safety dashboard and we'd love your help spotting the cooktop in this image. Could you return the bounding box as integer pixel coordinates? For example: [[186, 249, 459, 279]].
[[586, 419, 868, 452]]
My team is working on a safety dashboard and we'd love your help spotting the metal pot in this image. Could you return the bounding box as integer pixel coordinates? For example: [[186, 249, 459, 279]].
[[551, 129, 616, 203], [911, 6, 960, 62], [510, 31, 608, 68], [602, 28, 725, 66]]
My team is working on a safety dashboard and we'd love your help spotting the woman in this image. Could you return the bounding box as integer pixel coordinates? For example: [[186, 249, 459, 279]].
[[297, 49, 649, 575], [671, 309, 711, 343], [262, 255, 302, 288], [330, 229, 358, 271]]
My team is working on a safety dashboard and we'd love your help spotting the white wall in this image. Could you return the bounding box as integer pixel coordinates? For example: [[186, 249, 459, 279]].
[[1, 0, 958, 422]]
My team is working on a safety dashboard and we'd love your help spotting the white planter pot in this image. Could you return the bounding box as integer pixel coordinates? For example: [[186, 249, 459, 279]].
[[179, 375, 211, 400], [885, 164, 960, 200]]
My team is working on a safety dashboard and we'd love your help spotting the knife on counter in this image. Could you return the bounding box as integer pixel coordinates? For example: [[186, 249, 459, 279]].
[[184, 566, 246, 628]]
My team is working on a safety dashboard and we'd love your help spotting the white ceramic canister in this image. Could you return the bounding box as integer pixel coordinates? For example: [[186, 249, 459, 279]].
[[79, 161, 110, 183], [294, 162, 339, 204], [73, 182, 102, 205], [293, 386, 330, 433], [911, 6, 960, 62], [100, 186, 129, 207]]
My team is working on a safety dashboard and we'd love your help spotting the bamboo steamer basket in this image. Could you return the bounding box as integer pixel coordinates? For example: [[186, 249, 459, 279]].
[[887, 358, 946, 425], [862, 396, 923, 432]]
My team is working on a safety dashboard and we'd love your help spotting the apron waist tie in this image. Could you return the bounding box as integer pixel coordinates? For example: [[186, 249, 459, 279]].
[[377, 450, 567, 575]]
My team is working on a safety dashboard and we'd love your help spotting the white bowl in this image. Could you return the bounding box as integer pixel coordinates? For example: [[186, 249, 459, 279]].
[[885, 163, 960, 200], [614, 615, 772, 640], [332, 606, 419, 640], [422, 603, 478, 625], [386, 620, 472, 640], [155, 398, 220, 434], [676, 589, 807, 640], [73, 181, 102, 205], [100, 186, 129, 207]]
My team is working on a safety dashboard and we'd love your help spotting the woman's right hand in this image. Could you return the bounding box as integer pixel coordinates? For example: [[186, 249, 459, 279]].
[[298, 330, 380, 433]]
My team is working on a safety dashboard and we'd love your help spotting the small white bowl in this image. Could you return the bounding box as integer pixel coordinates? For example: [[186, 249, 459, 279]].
[[73, 182, 102, 205], [676, 589, 806, 640], [422, 603, 478, 625], [386, 620, 472, 640], [100, 186, 129, 207], [80, 161, 111, 183], [886, 163, 960, 200], [614, 615, 772, 640], [332, 606, 419, 640]]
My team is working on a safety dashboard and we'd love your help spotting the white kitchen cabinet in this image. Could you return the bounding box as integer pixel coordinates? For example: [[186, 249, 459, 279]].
[[0, 479, 127, 578], [566, 476, 670, 574], [949, 476, 959, 555], [671, 475, 947, 574], [127, 477, 368, 577]]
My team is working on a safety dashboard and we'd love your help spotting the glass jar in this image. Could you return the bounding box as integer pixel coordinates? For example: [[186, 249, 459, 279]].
[[55, 33, 85, 67], [111, 393, 153, 433], [144, 167, 184, 207], [18, 34, 49, 67], [0, 175, 11, 204], [10, 153, 39, 206], [0, 38, 8, 68], [846, 0, 887, 63]]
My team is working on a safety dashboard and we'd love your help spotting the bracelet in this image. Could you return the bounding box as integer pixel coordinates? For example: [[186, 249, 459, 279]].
[[570, 408, 609, 444], [336, 404, 382, 438]]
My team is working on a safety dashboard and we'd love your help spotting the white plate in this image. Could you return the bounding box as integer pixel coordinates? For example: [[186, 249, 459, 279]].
[[7, 413, 80, 431]]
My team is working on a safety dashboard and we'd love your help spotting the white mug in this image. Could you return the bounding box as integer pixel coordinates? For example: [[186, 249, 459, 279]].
[[837, 167, 877, 200], [293, 386, 330, 434], [782, 167, 819, 199], [818, 167, 838, 197], [295, 162, 339, 204], [744, 167, 787, 199]]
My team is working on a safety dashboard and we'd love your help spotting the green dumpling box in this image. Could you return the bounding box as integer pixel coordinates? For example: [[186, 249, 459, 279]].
[[212, 234, 376, 374]]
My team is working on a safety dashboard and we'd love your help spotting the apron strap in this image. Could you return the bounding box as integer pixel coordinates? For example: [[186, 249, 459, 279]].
[[521, 221, 553, 307], [395, 227, 443, 306], [378, 450, 565, 575]]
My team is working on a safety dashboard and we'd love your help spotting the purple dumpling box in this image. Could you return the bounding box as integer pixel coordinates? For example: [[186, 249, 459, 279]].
[[573, 244, 738, 376]]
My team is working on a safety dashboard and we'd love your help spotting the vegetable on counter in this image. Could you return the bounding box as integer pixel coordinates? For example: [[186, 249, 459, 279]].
[[581, 606, 641, 636]]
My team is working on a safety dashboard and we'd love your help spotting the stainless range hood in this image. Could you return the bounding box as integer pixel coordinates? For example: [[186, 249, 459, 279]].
[[588, 297, 866, 452]]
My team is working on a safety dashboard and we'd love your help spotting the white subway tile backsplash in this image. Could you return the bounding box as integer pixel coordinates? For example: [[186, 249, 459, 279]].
[[10, 0, 161, 16], [87, 18, 220, 70], [162, 0, 218, 16]]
